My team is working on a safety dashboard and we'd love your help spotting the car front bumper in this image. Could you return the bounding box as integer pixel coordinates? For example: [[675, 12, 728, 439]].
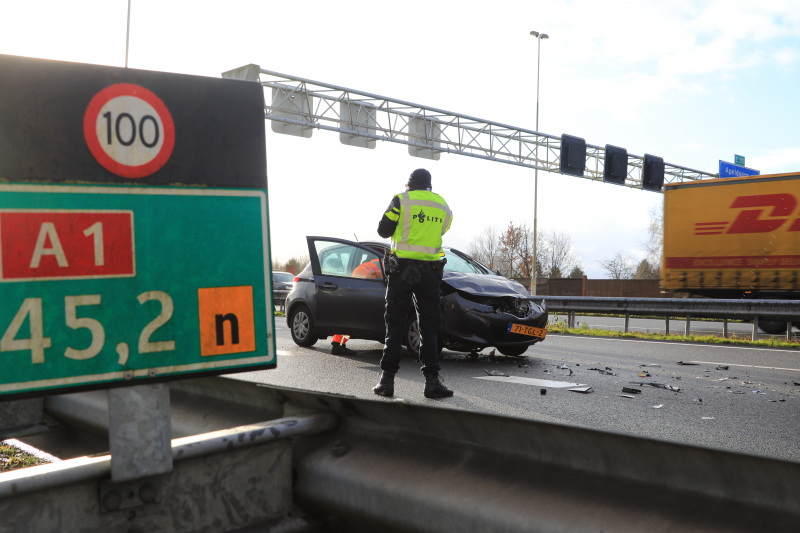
[[441, 291, 548, 351]]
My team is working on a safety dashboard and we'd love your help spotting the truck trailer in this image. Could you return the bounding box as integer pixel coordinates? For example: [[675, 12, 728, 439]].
[[662, 171, 800, 333]]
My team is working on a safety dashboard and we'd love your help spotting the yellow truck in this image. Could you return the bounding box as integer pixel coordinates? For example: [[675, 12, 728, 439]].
[[662, 171, 800, 333]]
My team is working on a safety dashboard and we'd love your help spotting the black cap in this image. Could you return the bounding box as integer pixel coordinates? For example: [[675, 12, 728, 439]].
[[408, 168, 432, 190]]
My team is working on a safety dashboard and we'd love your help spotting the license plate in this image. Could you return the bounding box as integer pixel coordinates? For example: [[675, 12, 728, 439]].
[[507, 323, 547, 338]]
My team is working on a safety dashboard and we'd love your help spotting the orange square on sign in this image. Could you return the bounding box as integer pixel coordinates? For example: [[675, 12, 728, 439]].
[[198, 286, 256, 356]]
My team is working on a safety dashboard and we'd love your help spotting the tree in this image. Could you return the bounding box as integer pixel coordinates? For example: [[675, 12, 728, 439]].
[[641, 204, 663, 278], [634, 258, 659, 279], [469, 223, 584, 280], [567, 265, 585, 278], [468, 226, 502, 272], [272, 255, 310, 273], [598, 251, 635, 279]]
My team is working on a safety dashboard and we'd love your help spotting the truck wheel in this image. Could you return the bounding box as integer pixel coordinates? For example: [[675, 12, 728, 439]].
[[758, 319, 787, 335]]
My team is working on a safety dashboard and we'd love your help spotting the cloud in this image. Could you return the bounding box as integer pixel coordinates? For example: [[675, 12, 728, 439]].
[[749, 147, 800, 173], [774, 47, 798, 65]]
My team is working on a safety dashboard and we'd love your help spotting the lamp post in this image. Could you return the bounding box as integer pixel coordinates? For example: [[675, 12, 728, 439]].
[[529, 30, 548, 295], [125, 0, 132, 68]]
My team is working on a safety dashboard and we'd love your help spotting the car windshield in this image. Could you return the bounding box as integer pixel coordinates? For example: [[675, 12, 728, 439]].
[[273, 272, 295, 283], [442, 250, 485, 274]]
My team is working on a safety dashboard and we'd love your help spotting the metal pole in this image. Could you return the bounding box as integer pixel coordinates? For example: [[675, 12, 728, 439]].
[[125, 0, 132, 68], [624, 313, 629, 333], [722, 318, 728, 338], [787, 322, 793, 342], [752, 317, 758, 341], [685, 316, 691, 337], [531, 35, 541, 296], [665, 316, 669, 335]]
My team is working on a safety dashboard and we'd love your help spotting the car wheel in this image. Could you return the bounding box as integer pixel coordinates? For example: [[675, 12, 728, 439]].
[[758, 319, 787, 335], [497, 345, 529, 357], [404, 316, 443, 359], [290, 305, 318, 347]]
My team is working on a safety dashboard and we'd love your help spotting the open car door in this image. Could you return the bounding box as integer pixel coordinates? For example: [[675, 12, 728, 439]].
[[306, 237, 387, 342]]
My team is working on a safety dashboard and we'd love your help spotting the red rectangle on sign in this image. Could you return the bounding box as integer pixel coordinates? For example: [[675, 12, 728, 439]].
[[0, 210, 135, 281]]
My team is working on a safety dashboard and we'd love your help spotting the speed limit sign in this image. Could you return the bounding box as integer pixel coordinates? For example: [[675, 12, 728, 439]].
[[83, 83, 176, 179]]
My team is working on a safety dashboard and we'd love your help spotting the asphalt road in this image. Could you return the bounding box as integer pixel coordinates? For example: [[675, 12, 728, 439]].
[[550, 314, 798, 339], [235, 316, 800, 463]]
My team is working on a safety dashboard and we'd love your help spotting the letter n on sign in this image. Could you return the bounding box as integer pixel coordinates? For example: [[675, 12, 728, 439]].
[[197, 286, 256, 356]]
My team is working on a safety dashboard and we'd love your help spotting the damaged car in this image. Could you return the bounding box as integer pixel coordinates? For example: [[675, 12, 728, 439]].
[[285, 237, 548, 357]]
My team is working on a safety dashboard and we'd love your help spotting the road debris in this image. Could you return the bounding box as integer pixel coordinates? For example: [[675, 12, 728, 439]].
[[540, 389, 547, 395], [629, 382, 682, 392], [701, 417, 715, 420], [483, 369, 509, 377], [589, 367, 617, 376], [732, 391, 746, 394], [640, 364, 661, 367], [568, 387, 594, 394], [716, 365, 729, 370], [652, 404, 663, 409], [793, 382, 800, 386], [638, 372, 651, 377], [676, 361, 699, 366], [621, 387, 642, 394], [618, 394, 636, 399]]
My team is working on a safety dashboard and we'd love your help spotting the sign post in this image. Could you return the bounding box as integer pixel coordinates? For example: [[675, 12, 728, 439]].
[[0, 54, 275, 400]]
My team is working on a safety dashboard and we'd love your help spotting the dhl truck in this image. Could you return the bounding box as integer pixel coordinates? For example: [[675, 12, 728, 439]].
[[662, 171, 800, 334]]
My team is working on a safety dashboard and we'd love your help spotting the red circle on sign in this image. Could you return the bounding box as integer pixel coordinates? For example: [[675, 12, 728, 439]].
[[83, 83, 175, 179]]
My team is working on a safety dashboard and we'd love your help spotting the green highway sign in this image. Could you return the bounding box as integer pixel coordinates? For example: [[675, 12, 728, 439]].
[[735, 154, 745, 166], [0, 54, 275, 399]]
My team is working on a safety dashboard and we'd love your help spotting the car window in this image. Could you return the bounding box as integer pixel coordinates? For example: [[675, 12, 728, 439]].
[[442, 250, 482, 274], [314, 241, 383, 280], [272, 272, 295, 283]]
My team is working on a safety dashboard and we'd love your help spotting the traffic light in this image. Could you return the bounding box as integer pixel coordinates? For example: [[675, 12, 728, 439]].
[[642, 154, 665, 191], [559, 134, 586, 177], [603, 144, 627, 185]]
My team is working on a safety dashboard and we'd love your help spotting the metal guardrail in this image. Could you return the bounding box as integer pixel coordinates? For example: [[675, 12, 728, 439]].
[[4, 376, 800, 531], [540, 296, 800, 340]]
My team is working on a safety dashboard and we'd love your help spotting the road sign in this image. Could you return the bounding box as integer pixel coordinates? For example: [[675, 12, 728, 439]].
[[719, 160, 760, 178], [0, 54, 274, 399], [734, 154, 745, 166]]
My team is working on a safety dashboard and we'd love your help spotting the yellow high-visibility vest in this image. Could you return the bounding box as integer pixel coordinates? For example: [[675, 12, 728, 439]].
[[385, 190, 452, 261]]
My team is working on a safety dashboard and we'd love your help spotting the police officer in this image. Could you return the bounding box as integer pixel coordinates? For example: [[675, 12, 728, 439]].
[[373, 169, 454, 399]]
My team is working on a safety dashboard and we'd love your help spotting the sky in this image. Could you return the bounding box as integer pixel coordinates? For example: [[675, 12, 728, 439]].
[[2, 0, 799, 276]]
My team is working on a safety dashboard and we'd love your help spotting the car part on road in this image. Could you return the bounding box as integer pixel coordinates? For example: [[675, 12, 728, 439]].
[[621, 387, 642, 394], [567, 387, 594, 393], [290, 305, 318, 347]]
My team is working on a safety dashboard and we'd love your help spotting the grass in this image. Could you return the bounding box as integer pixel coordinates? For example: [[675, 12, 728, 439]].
[[275, 311, 285, 317], [547, 320, 800, 350], [0, 443, 45, 472]]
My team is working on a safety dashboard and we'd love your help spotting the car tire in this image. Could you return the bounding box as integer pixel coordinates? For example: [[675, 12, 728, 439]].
[[404, 316, 444, 360], [497, 345, 529, 357], [290, 305, 318, 347], [758, 319, 787, 335]]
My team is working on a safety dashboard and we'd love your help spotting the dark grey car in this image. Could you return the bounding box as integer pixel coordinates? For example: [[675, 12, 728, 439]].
[[285, 237, 548, 357]]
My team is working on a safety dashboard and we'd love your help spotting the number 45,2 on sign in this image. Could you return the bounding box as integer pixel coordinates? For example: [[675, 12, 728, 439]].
[[0, 292, 176, 365], [0, 210, 135, 281]]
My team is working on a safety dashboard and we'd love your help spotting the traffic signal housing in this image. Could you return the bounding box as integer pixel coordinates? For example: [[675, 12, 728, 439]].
[[642, 154, 665, 191], [559, 134, 586, 177], [603, 144, 627, 185]]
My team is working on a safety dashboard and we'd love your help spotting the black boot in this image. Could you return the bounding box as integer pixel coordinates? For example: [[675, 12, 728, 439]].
[[373, 370, 395, 397], [424, 372, 454, 398], [331, 342, 358, 356]]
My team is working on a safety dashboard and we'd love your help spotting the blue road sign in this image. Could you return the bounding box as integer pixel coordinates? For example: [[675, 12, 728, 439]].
[[719, 160, 760, 178]]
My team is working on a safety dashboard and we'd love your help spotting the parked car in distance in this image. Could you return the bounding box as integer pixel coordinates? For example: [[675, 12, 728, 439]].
[[285, 237, 548, 357], [272, 271, 296, 310]]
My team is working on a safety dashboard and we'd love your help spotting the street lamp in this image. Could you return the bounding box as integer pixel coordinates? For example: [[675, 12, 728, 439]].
[[125, 0, 132, 68], [529, 30, 548, 295]]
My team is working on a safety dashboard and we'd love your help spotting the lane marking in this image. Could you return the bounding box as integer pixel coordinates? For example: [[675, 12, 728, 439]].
[[686, 361, 800, 373], [475, 376, 586, 388], [549, 334, 800, 354]]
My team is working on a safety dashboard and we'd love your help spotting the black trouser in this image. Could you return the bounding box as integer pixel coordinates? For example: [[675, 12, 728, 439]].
[[380, 260, 442, 374]]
